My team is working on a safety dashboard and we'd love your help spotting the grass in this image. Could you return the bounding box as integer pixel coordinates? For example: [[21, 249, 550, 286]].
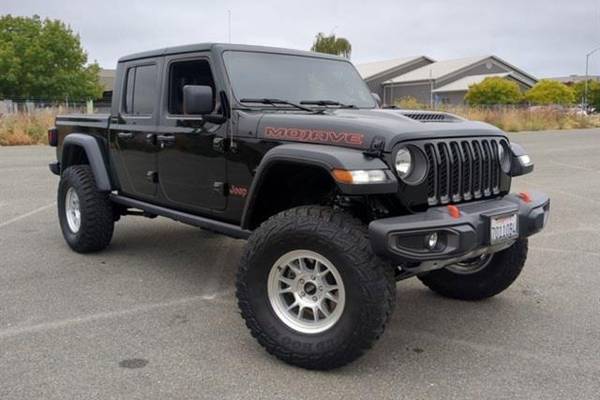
[[447, 106, 600, 132], [394, 97, 600, 132], [0, 110, 55, 145]]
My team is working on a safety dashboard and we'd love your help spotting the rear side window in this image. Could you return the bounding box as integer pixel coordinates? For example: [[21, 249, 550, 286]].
[[123, 64, 158, 115]]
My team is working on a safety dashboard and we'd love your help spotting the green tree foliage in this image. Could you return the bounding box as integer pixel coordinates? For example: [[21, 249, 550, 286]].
[[573, 80, 600, 109], [464, 77, 523, 105], [524, 80, 575, 106], [310, 32, 352, 59], [0, 15, 102, 100]]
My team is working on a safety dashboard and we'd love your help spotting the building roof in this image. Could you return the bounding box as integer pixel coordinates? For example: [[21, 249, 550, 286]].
[[432, 72, 509, 93], [384, 56, 488, 83], [98, 69, 116, 92], [355, 56, 431, 80]]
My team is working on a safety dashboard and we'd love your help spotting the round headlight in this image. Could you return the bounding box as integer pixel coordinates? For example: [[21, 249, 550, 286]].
[[395, 147, 413, 178], [498, 142, 511, 173]]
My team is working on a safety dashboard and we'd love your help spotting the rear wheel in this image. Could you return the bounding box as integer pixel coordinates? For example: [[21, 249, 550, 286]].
[[418, 239, 528, 300], [58, 165, 114, 253], [236, 206, 395, 370]]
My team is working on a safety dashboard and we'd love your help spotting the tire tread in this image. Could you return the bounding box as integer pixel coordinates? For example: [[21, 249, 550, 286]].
[[236, 205, 395, 370]]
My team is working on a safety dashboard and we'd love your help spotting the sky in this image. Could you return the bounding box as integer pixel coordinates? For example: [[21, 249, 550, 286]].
[[4, 0, 600, 78]]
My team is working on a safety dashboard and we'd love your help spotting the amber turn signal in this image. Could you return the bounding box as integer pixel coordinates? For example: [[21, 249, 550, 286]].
[[331, 169, 388, 184], [331, 169, 354, 184]]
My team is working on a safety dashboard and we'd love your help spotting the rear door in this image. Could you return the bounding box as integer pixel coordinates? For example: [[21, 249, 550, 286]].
[[110, 60, 162, 201], [155, 54, 227, 213]]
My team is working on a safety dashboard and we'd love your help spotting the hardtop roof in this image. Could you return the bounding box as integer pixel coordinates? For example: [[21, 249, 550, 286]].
[[118, 43, 347, 63]]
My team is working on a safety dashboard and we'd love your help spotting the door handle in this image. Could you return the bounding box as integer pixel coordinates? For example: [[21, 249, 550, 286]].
[[117, 132, 134, 139], [157, 134, 176, 148]]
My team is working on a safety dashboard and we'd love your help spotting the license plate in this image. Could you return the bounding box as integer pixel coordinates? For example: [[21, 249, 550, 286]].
[[490, 213, 519, 244]]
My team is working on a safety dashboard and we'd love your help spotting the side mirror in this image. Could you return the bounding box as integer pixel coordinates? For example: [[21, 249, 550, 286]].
[[183, 85, 214, 115], [371, 92, 382, 106]]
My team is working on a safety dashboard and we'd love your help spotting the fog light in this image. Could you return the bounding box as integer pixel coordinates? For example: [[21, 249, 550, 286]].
[[425, 232, 438, 250]]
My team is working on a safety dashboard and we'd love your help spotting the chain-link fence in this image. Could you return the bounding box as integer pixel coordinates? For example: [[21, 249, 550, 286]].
[[0, 98, 111, 115]]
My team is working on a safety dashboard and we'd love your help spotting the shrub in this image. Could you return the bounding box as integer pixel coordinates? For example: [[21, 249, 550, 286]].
[[464, 77, 523, 106], [573, 80, 600, 110], [525, 80, 575, 106], [394, 96, 427, 109]]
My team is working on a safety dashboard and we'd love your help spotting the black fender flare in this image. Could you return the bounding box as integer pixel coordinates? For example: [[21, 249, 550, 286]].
[[240, 143, 397, 229], [61, 133, 113, 191]]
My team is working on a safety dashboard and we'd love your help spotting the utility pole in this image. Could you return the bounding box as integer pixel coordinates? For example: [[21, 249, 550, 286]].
[[584, 46, 600, 110]]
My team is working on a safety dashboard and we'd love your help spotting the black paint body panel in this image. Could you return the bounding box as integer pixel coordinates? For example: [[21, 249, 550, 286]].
[[53, 43, 515, 230]]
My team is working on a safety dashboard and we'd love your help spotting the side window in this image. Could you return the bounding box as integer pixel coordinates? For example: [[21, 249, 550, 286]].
[[124, 68, 135, 113], [168, 59, 215, 115], [123, 64, 158, 115]]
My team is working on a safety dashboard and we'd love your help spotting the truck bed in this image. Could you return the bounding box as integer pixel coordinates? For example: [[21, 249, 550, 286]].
[[55, 113, 110, 129]]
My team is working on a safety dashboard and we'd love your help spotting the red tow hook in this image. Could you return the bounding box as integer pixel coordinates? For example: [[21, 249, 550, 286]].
[[447, 205, 460, 219], [518, 192, 532, 203]]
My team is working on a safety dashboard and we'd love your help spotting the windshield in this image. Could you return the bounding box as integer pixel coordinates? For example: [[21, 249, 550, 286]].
[[222, 51, 377, 108]]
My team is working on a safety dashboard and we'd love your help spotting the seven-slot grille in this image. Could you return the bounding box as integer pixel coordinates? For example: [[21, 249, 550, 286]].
[[423, 138, 507, 206]]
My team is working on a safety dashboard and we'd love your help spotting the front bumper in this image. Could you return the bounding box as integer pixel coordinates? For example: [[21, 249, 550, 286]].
[[369, 191, 550, 264]]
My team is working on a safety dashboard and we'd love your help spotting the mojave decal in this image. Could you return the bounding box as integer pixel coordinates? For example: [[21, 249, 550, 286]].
[[264, 127, 364, 146]]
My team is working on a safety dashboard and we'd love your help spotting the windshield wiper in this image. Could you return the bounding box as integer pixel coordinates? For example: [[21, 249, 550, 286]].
[[240, 98, 317, 113], [300, 100, 358, 108]]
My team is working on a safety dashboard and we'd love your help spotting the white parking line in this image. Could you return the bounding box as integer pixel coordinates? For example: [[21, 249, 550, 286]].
[[0, 291, 234, 340], [0, 202, 56, 228]]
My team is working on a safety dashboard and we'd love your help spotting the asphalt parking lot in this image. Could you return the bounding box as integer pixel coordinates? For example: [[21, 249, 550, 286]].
[[1, 129, 599, 399]]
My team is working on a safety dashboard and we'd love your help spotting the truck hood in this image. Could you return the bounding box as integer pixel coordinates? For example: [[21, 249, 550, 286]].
[[254, 108, 506, 152]]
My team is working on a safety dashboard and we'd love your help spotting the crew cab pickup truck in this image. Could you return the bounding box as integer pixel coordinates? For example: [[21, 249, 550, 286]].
[[49, 43, 550, 370]]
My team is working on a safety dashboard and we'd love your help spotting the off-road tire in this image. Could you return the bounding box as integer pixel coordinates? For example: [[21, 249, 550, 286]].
[[58, 165, 114, 253], [418, 239, 528, 301], [236, 206, 396, 370]]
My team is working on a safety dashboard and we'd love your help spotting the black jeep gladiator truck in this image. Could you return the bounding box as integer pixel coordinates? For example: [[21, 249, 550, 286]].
[[49, 43, 550, 370]]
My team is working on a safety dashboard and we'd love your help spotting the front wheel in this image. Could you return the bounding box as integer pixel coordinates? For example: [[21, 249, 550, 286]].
[[418, 239, 528, 300], [236, 206, 395, 370]]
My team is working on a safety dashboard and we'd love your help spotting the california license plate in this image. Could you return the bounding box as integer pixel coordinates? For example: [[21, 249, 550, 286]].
[[490, 214, 519, 244]]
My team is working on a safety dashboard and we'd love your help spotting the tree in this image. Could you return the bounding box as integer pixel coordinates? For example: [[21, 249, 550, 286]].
[[524, 80, 575, 106], [464, 77, 523, 105], [310, 32, 352, 59], [0, 15, 102, 101], [573, 80, 600, 110]]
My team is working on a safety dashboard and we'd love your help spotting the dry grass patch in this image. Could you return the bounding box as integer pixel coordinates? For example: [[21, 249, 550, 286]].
[[450, 107, 600, 132], [0, 110, 55, 145], [395, 97, 600, 132]]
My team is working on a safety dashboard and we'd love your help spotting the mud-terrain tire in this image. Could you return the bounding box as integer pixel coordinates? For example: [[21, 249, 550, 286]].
[[418, 239, 528, 301], [58, 165, 114, 253], [236, 206, 396, 370]]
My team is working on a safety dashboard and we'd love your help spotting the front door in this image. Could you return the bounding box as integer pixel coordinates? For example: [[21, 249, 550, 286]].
[[111, 61, 161, 201], [156, 56, 227, 213]]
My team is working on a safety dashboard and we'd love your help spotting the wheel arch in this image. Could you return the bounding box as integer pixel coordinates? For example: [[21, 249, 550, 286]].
[[241, 143, 396, 230], [61, 134, 113, 192]]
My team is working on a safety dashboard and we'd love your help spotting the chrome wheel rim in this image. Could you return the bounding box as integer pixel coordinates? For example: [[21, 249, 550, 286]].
[[65, 187, 81, 233], [267, 250, 346, 334], [446, 254, 493, 275]]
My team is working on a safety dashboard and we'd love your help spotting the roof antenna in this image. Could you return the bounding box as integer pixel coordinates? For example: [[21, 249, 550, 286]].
[[228, 10, 232, 43]]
